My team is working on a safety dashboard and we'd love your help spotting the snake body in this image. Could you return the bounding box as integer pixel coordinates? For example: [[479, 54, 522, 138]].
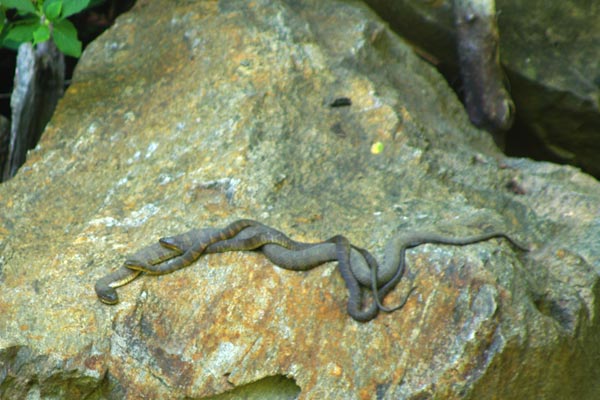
[[162, 225, 375, 285], [96, 224, 344, 305], [334, 235, 380, 321], [159, 224, 527, 321], [162, 224, 527, 292], [126, 219, 260, 274]]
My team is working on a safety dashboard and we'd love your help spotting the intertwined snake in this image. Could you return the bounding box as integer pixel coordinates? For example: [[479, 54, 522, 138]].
[[95, 219, 528, 321]]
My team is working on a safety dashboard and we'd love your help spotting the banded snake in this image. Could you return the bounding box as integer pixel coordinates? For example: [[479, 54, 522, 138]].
[[95, 219, 527, 321]]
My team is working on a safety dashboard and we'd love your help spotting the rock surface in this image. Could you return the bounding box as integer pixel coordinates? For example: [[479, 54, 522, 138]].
[[1, 0, 599, 398], [365, 0, 600, 177]]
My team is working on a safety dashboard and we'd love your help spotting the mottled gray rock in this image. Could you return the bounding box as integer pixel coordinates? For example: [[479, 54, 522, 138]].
[[2, 41, 65, 181], [365, 0, 600, 177], [0, 0, 599, 399], [0, 115, 9, 174]]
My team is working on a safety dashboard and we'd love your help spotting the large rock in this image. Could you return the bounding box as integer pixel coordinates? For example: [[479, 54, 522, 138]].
[[1, 0, 599, 398], [365, 0, 600, 177]]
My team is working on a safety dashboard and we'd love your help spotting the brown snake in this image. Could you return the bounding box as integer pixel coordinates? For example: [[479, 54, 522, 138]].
[[95, 220, 528, 322]]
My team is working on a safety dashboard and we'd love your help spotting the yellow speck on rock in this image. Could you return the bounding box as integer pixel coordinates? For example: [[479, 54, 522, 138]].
[[328, 362, 343, 377], [370, 141, 384, 154]]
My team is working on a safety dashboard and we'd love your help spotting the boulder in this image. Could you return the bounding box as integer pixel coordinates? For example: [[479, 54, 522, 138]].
[[1, 0, 599, 398]]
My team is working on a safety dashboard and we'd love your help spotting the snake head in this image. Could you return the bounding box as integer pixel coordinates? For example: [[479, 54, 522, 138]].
[[159, 236, 183, 251], [124, 258, 151, 271], [94, 282, 119, 305], [159, 228, 206, 252]]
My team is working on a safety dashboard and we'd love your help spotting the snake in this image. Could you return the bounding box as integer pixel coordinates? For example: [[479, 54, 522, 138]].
[[95, 219, 528, 322]]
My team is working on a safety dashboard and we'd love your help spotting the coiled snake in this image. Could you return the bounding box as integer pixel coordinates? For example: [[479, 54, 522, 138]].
[[95, 219, 527, 321]]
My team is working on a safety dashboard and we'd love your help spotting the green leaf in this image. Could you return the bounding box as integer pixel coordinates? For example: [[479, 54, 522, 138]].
[[0, 8, 6, 31], [61, 0, 89, 18], [32, 23, 49, 43], [1, 38, 20, 49], [4, 19, 38, 42], [0, 0, 36, 14], [1, 38, 21, 49], [44, 0, 62, 20], [52, 17, 80, 56]]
